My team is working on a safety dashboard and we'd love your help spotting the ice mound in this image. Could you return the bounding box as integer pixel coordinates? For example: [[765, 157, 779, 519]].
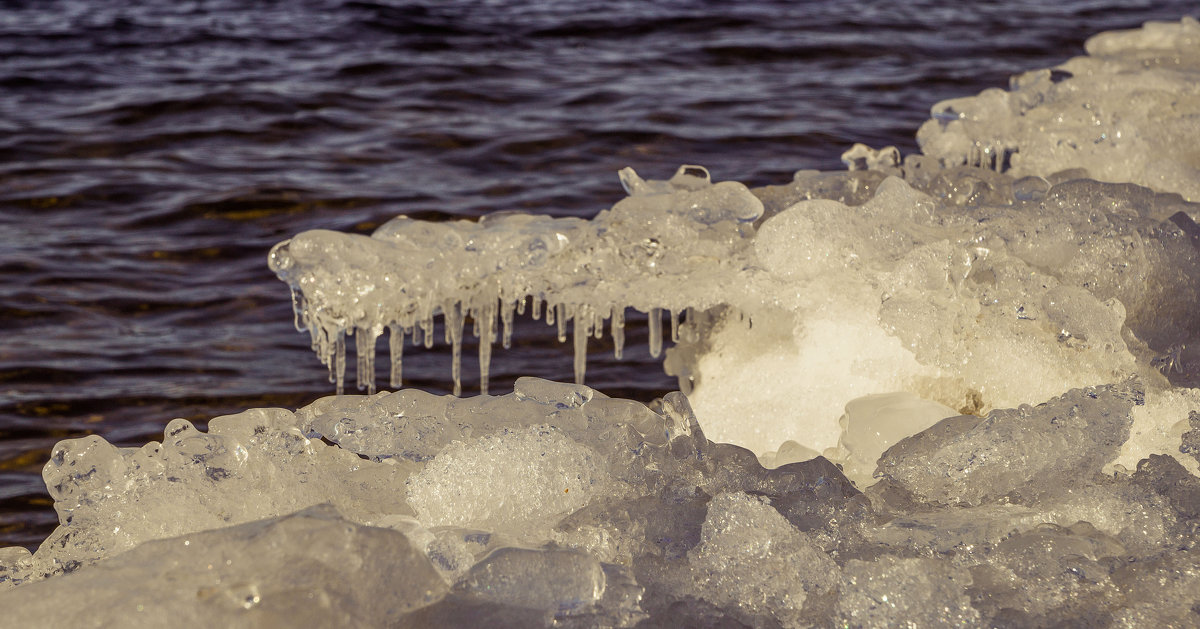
[[4, 378, 1197, 626], [917, 17, 1200, 200], [273, 160, 1200, 457], [271, 21, 1200, 456], [6, 15, 1200, 629], [1, 504, 447, 628]]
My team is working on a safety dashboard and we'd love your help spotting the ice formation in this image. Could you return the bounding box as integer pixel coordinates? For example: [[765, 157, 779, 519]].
[[916, 16, 1200, 201], [267, 164, 761, 397], [4, 17, 1200, 629]]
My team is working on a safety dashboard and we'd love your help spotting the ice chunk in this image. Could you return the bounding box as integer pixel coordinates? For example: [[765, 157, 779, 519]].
[[689, 492, 838, 628], [865, 502, 1048, 555], [678, 171, 1200, 457], [876, 382, 1140, 506], [1130, 454, 1200, 522], [455, 547, 605, 612], [757, 439, 821, 469], [836, 556, 979, 627], [1111, 546, 1200, 627], [25, 407, 414, 580], [0, 505, 447, 628], [405, 424, 614, 536], [968, 522, 1124, 624]]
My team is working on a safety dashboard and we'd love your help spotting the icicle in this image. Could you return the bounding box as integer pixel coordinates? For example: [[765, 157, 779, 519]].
[[649, 307, 662, 359], [516, 295, 527, 316], [355, 327, 377, 394], [670, 309, 680, 343], [447, 301, 464, 396], [422, 313, 434, 349], [593, 308, 603, 339], [322, 326, 335, 383], [683, 307, 697, 343], [290, 289, 306, 332], [333, 328, 346, 395], [556, 303, 567, 343], [532, 295, 543, 321], [502, 299, 515, 350], [389, 323, 404, 389], [612, 306, 625, 360], [479, 301, 495, 395], [545, 300, 555, 326], [573, 310, 588, 385]]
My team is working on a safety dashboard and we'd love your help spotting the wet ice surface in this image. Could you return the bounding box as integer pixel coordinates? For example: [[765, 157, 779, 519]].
[[5, 17, 1200, 629]]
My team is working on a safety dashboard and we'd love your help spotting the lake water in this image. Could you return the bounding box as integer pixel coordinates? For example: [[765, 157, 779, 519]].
[[1, 0, 1195, 549]]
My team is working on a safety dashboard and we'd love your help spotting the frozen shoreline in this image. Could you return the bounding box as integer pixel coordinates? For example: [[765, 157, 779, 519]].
[[4, 17, 1200, 628]]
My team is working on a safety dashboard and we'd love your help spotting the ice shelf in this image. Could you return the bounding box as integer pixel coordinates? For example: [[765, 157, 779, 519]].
[[4, 16, 1200, 629]]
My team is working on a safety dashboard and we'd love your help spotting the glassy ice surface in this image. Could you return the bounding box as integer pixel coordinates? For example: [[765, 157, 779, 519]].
[[4, 17, 1200, 628]]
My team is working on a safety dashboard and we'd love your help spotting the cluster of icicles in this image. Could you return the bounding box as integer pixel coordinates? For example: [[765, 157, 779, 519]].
[[292, 291, 693, 397], [270, 164, 760, 398]]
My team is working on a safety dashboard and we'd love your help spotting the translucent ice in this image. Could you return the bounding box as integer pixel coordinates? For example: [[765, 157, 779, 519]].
[[829, 392, 959, 487], [689, 492, 838, 628], [0, 505, 448, 627], [269, 164, 761, 396], [7, 16, 1200, 629], [875, 382, 1140, 506], [917, 18, 1200, 200], [836, 556, 979, 627], [406, 424, 614, 536]]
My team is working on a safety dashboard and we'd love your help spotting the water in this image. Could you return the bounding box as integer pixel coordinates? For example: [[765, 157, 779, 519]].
[[0, 0, 1194, 550]]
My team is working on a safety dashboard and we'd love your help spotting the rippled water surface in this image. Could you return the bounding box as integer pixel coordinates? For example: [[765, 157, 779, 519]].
[[1, 0, 1196, 548]]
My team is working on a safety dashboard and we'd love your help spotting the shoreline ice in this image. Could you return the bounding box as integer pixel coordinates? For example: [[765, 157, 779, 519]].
[[3, 17, 1200, 628]]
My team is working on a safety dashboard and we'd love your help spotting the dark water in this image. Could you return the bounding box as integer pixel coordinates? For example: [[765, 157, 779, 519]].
[[1, 0, 1195, 550]]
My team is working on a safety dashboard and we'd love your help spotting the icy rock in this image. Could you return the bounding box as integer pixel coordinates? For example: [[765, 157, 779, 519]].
[[836, 555, 979, 628], [876, 382, 1140, 506], [917, 18, 1200, 200], [275, 152, 1200, 463], [0, 505, 447, 628], [689, 492, 838, 628]]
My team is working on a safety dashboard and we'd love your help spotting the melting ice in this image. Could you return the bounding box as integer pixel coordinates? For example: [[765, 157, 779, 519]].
[[4, 17, 1200, 628]]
